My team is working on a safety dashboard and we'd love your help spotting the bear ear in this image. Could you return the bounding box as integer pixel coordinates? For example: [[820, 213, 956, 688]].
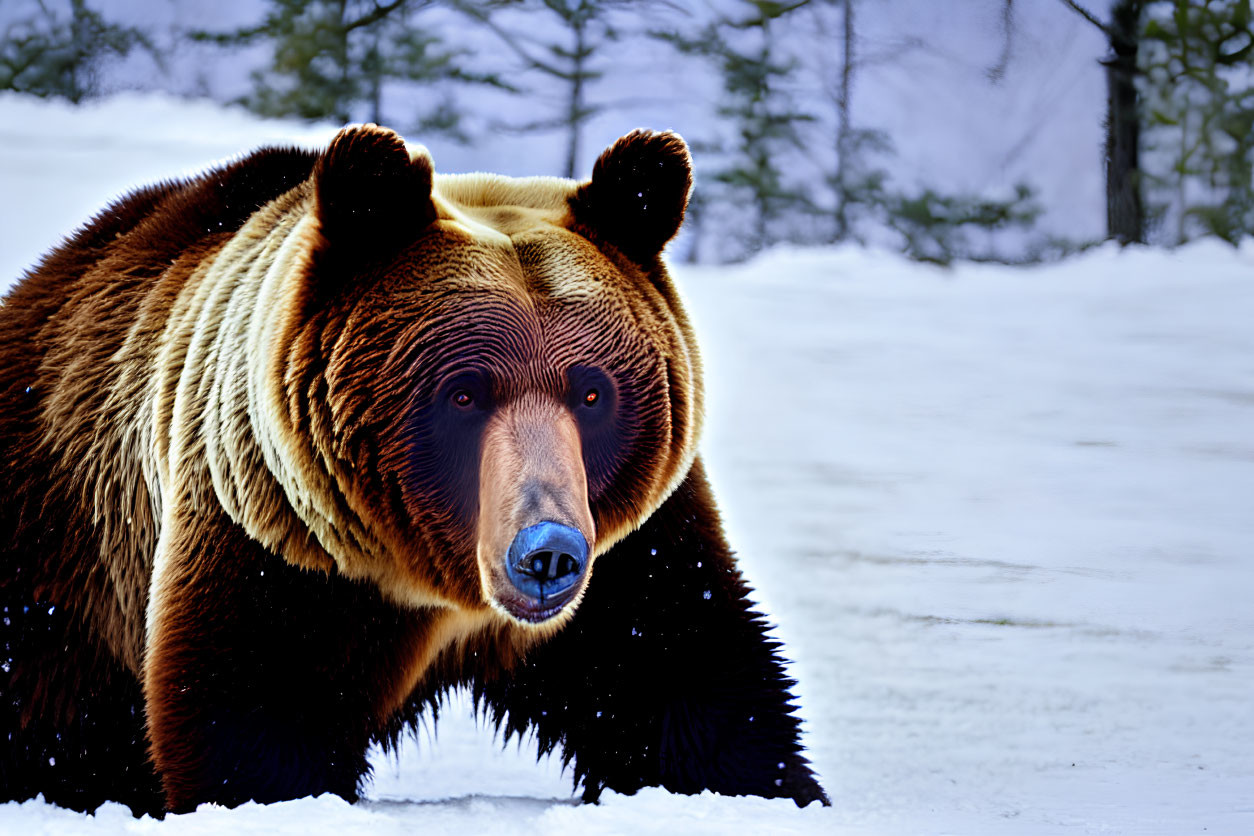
[[313, 124, 437, 260], [570, 129, 693, 263]]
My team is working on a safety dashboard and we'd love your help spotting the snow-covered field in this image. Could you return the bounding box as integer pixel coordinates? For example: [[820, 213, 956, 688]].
[[2, 95, 1252, 834]]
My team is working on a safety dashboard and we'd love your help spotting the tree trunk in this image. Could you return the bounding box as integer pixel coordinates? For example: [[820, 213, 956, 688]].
[[565, 18, 586, 179], [833, 0, 854, 242], [366, 39, 383, 125], [1104, 0, 1145, 244], [69, 0, 89, 104], [334, 0, 353, 125]]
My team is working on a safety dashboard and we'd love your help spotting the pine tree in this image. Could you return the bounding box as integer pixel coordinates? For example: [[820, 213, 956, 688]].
[[806, 0, 892, 244], [799, 1, 1040, 263], [194, 0, 509, 137], [659, 1, 816, 258], [1140, 0, 1254, 243], [458, 0, 651, 177], [0, 0, 155, 103], [831, 0, 858, 242], [883, 184, 1042, 265]]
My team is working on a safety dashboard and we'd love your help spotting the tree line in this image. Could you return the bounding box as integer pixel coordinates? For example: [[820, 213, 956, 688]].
[[2, 0, 1252, 262]]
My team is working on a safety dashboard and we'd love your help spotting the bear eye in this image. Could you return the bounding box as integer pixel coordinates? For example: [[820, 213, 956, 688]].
[[438, 370, 492, 415], [567, 365, 614, 420]]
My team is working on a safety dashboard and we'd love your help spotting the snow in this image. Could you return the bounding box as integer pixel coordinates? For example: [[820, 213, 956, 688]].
[[2, 94, 1253, 834], [687, 243, 1254, 834]]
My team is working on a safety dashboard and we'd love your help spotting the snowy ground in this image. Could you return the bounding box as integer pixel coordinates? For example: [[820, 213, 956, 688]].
[[2, 96, 1253, 834]]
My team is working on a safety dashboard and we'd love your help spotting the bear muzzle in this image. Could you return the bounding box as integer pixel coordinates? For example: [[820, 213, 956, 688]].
[[501, 521, 589, 622], [477, 398, 596, 625]]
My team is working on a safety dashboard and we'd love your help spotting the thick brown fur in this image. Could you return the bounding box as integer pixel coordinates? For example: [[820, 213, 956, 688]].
[[0, 125, 827, 814]]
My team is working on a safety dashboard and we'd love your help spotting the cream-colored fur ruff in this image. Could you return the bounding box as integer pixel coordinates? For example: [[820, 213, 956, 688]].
[[140, 184, 422, 657]]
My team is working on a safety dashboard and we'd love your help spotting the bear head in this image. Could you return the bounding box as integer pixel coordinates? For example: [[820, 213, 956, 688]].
[[254, 125, 701, 632]]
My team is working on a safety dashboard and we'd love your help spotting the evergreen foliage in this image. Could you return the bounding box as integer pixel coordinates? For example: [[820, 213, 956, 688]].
[[193, 0, 511, 138], [1140, 0, 1254, 243], [801, 0, 897, 245], [666, 0, 1039, 263], [658, 1, 816, 259], [884, 184, 1042, 265], [809, 0, 894, 244], [460, 0, 652, 178], [0, 0, 154, 103]]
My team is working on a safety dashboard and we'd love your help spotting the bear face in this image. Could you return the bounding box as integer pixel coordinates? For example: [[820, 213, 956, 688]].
[[242, 125, 701, 631]]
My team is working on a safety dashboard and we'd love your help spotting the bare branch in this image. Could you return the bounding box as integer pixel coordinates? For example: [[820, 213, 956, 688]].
[[1057, 0, 1112, 38], [344, 0, 413, 34], [987, 0, 1014, 83], [449, 1, 567, 78]]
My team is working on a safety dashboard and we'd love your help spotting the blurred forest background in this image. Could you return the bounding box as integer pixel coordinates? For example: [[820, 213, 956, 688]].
[[2, 0, 1252, 264]]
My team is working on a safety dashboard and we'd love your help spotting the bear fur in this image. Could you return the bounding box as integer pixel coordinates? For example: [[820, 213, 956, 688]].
[[0, 124, 828, 814]]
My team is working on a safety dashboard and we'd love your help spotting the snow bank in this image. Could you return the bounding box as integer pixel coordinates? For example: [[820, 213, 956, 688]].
[[2, 94, 1253, 834], [684, 241, 1254, 835]]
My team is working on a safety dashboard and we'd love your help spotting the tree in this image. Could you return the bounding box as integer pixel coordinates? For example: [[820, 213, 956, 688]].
[[1140, 0, 1254, 243], [0, 0, 156, 103], [659, 0, 1045, 263], [806, 0, 893, 243], [799, 0, 1039, 261], [1055, 0, 1149, 245], [660, 1, 816, 258], [457, 0, 650, 178], [194, 0, 509, 137], [831, 0, 857, 241]]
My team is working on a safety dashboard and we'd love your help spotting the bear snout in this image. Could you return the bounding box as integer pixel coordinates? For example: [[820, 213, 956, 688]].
[[476, 398, 597, 625], [501, 521, 589, 622]]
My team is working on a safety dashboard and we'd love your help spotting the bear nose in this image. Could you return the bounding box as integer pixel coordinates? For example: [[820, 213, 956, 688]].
[[505, 521, 589, 613]]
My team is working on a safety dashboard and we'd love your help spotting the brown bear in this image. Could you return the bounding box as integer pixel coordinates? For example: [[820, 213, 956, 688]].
[[0, 124, 828, 815]]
